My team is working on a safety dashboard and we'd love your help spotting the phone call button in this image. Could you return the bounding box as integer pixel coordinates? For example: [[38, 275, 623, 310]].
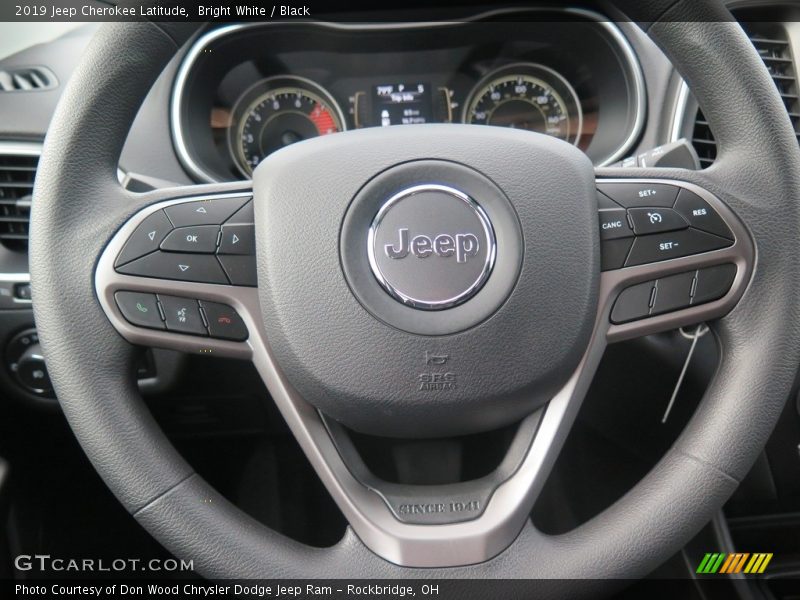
[[114, 291, 165, 330]]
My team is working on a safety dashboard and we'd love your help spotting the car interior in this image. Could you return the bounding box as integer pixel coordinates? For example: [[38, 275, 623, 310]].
[[2, 0, 800, 597]]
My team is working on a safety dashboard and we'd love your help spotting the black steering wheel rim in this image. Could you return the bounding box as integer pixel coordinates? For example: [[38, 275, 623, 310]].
[[28, 2, 800, 588]]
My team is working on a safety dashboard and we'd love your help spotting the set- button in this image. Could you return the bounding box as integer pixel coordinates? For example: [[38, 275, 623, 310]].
[[114, 197, 257, 286], [597, 183, 734, 270]]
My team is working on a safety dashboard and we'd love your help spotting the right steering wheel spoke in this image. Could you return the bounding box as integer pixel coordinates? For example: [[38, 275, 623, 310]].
[[595, 177, 754, 343]]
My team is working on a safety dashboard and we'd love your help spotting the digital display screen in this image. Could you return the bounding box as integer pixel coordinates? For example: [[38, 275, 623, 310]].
[[373, 83, 432, 126]]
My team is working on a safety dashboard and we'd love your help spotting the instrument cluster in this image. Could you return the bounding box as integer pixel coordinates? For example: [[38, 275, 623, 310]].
[[173, 11, 644, 181]]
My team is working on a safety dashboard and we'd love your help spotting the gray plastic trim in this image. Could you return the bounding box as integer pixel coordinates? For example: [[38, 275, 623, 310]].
[[94, 177, 752, 567], [170, 8, 645, 182]]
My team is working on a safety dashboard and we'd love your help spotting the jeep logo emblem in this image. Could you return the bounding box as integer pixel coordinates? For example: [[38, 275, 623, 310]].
[[384, 229, 480, 263], [367, 184, 496, 310]]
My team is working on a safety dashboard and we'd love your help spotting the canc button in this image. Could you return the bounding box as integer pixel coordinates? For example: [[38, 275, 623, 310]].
[[598, 208, 632, 241]]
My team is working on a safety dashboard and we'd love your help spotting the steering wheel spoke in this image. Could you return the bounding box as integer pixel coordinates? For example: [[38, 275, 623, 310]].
[[96, 185, 257, 359], [595, 175, 753, 343], [266, 336, 606, 568]]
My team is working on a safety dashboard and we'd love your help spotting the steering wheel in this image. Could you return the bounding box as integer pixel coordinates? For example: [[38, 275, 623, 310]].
[[29, 0, 800, 591]]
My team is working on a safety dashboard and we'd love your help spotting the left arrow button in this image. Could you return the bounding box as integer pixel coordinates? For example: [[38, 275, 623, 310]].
[[115, 210, 173, 267]]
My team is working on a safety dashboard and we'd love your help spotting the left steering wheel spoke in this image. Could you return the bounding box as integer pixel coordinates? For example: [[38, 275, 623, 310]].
[[96, 185, 260, 359], [595, 176, 753, 343]]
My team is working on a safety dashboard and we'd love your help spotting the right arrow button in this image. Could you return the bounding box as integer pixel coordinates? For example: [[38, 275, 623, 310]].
[[218, 224, 255, 256]]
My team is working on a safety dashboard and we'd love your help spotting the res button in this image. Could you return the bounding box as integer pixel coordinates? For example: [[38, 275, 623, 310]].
[[673, 189, 734, 240]]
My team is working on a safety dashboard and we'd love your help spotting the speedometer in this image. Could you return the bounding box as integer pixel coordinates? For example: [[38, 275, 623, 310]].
[[229, 76, 346, 177], [463, 63, 582, 145]]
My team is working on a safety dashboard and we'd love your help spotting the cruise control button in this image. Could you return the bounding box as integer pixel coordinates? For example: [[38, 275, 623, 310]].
[[598, 208, 633, 241], [165, 196, 249, 227], [115, 210, 173, 267], [161, 225, 220, 253], [693, 264, 737, 304], [673, 189, 734, 240], [116, 252, 229, 284], [114, 291, 164, 330], [200, 300, 249, 341], [625, 228, 733, 266], [596, 182, 679, 208], [158, 295, 207, 336], [627, 207, 688, 235], [651, 271, 695, 315], [601, 238, 633, 271], [611, 281, 655, 324], [217, 255, 257, 286], [218, 224, 255, 255]]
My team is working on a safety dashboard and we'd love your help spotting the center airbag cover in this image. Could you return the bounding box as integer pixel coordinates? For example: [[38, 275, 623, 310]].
[[253, 125, 598, 437]]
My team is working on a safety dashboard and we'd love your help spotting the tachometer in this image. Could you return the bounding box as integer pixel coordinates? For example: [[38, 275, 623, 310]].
[[230, 76, 346, 177], [463, 63, 582, 145]]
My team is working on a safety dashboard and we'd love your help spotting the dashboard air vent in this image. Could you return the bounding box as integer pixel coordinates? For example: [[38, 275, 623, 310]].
[[691, 26, 797, 167], [0, 67, 57, 92], [0, 153, 37, 251]]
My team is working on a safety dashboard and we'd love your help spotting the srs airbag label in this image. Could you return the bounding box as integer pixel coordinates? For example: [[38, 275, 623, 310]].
[[418, 351, 457, 391]]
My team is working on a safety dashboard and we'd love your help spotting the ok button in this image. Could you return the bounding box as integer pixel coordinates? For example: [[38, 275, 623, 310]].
[[160, 225, 220, 253]]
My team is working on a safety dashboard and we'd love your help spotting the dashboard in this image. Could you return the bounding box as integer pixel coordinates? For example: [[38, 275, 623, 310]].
[[172, 9, 645, 182]]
